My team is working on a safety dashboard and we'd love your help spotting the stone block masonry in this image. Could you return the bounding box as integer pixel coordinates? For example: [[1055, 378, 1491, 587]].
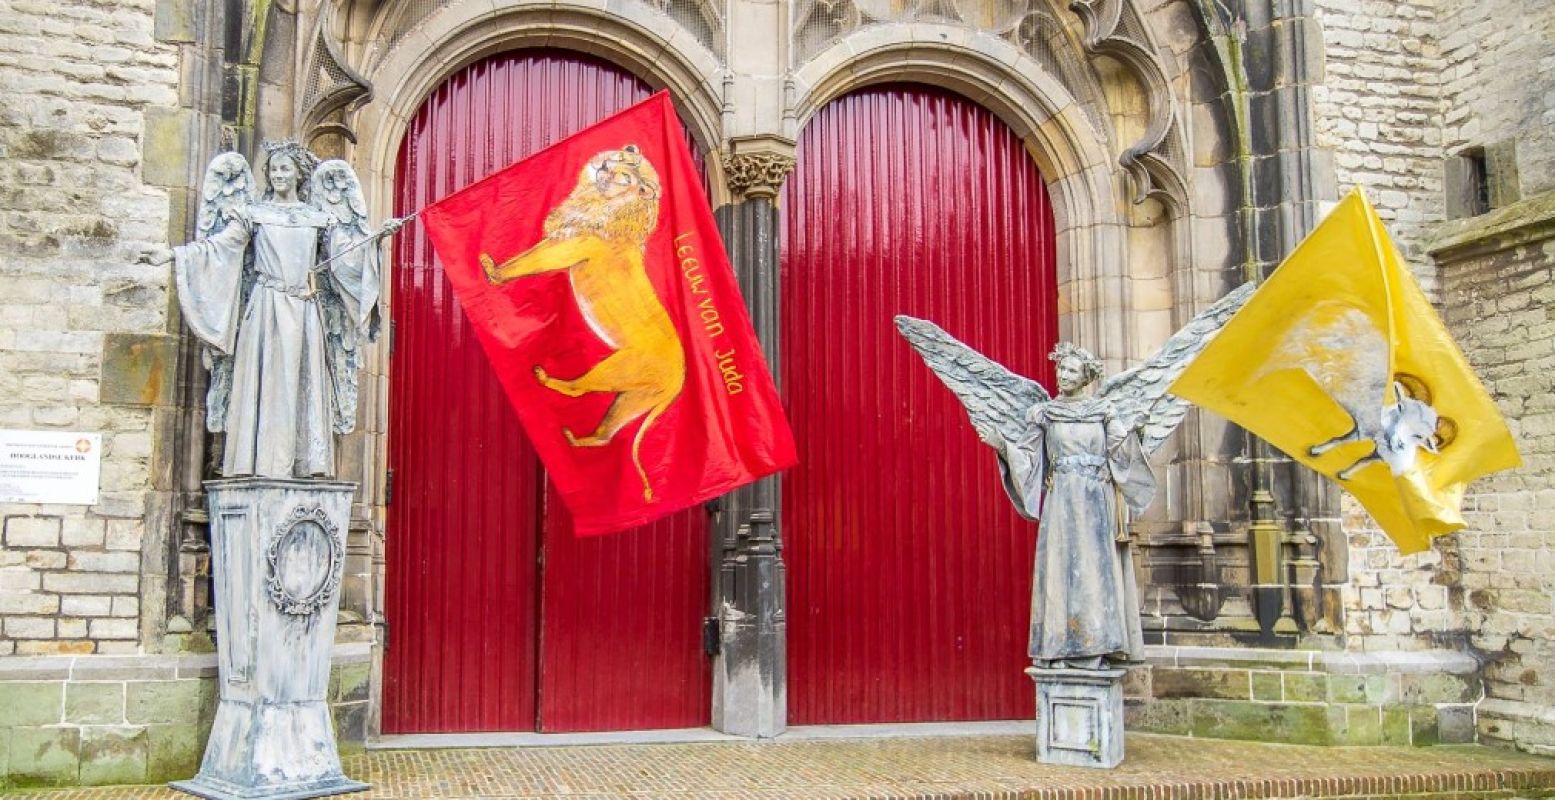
[[1128, 646, 1480, 747], [0, 645, 371, 789], [0, 0, 183, 655], [1311, 0, 1445, 275], [1429, 192, 1555, 755]]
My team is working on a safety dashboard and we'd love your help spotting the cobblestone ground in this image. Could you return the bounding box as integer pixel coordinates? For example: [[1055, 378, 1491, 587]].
[[13, 733, 1555, 799]]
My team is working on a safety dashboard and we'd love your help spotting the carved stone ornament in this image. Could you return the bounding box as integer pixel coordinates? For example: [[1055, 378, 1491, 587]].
[[263, 504, 345, 616], [723, 150, 797, 200]]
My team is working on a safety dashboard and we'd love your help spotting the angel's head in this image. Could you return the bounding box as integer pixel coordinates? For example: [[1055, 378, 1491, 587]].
[[260, 140, 320, 202], [1049, 341, 1102, 396]]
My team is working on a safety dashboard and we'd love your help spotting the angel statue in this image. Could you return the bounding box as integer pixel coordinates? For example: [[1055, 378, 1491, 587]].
[[895, 282, 1254, 669], [152, 141, 404, 478]]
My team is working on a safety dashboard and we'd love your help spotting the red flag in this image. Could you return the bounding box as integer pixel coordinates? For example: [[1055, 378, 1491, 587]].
[[419, 92, 797, 535]]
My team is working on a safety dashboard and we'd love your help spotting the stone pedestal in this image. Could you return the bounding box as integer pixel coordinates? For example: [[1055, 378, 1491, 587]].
[[1027, 666, 1126, 769], [171, 478, 367, 800]]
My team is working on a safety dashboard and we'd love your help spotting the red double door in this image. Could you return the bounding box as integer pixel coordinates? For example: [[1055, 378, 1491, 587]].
[[386, 51, 1057, 733], [383, 51, 710, 734]]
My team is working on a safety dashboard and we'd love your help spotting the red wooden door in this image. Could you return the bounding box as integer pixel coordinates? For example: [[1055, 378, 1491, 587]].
[[781, 84, 1058, 724], [385, 50, 710, 734]]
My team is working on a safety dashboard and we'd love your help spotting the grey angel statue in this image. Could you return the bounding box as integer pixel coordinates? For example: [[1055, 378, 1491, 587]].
[[894, 282, 1254, 669], [166, 142, 403, 478]]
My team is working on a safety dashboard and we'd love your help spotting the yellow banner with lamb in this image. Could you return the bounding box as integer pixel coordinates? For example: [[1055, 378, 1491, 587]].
[[1171, 188, 1520, 553]]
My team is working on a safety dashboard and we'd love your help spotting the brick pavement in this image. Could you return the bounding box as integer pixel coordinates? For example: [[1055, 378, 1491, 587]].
[[11, 733, 1555, 799]]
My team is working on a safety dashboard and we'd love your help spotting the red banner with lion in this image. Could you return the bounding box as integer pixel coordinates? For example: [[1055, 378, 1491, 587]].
[[419, 92, 797, 535]]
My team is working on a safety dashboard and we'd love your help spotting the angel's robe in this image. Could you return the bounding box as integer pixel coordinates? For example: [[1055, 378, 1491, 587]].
[[175, 201, 381, 478], [995, 395, 1154, 665]]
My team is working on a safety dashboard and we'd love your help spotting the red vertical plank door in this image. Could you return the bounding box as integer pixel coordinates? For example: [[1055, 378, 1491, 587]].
[[781, 84, 1058, 724], [385, 50, 709, 734]]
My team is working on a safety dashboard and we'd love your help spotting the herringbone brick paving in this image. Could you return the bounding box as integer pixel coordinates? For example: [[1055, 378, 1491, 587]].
[[12, 733, 1555, 799]]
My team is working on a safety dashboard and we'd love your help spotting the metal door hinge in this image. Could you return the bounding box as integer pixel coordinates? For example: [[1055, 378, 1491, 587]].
[[702, 616, 720, 656], [384, 469, 394, 506]]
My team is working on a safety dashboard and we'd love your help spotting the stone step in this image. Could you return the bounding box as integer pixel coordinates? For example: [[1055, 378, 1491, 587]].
[[7, 733, 1555, 798]]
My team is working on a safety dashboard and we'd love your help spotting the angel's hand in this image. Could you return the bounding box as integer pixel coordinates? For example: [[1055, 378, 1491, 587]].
[[139, 245, 174, 266], [974, 423, 1003, 448], [378, 217, 406, 238]]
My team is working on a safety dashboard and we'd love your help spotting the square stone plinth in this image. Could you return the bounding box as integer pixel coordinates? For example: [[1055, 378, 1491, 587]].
[[1028, 666, 1126, 768]]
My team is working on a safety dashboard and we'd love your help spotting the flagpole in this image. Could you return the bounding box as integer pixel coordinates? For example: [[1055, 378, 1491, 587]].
[[311, 210, 422, 273]]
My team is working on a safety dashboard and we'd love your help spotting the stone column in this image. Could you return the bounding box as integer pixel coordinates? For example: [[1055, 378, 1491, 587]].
[[710, 136, 795, 738]]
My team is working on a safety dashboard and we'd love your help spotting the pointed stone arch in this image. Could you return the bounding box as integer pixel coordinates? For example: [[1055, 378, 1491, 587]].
[[351, 0, 729, 221], [789, 27, 1136, 370]]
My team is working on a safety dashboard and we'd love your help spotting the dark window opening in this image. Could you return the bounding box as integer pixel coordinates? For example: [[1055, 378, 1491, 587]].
[[1463, 147, 1490, 217]]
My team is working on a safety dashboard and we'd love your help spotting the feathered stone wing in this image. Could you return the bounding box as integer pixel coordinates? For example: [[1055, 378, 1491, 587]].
[[194, 152, 257, 433], [310, 160, 380, 433], [894, 315, 1051, 444], [196, 152, 256, 237], [1098, 281, 1256, 453]]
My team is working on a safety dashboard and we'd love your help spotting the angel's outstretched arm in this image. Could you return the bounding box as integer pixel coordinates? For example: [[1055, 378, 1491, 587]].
[[173, 213, 254, 354]]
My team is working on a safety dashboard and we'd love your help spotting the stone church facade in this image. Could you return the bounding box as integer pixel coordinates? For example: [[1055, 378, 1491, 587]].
[[0, 0, 1551, 787]]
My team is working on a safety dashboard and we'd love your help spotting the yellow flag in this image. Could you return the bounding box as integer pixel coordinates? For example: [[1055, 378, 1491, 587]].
[[1171, 188, 1520, 553]]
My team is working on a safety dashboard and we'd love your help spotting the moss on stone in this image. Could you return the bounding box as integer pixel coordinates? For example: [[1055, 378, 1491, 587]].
[[1153, 668, 1252, 700], [126, 680, 205, 726], [144, 723, 203, 783], [65, 683, 125, 725], [1283, 672, 1327, 703], [1250, 672, 1282, 702], [78, 726, 146, 786], [0, 683, 63, 727], [1189, 699, 1335, 745], [7, 726, 80, 788]]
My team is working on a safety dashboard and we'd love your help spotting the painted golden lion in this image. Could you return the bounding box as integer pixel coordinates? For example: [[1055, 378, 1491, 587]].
[[479, 145, 684, 501]]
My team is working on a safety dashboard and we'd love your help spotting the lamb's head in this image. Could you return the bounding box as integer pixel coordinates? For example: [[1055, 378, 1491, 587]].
[[1376, 379, 1453, 474]]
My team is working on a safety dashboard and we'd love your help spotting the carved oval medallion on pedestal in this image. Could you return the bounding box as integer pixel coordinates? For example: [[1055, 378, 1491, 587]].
[[264, 505, 344, 617]]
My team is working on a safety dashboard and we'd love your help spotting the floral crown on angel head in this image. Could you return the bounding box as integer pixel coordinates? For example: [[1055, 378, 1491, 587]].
[[1048, 341, 1103, 382], [260, 139, 321, 199]]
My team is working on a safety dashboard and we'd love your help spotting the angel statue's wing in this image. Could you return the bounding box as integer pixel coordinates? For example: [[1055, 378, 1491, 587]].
[[894, 315, 1051, 443], [195, 152, 256, 238], [193, 152, 256, 434], [1098, 281, 1257, 453], [311, 159, 372, 236], [310, 160, 380, 433]]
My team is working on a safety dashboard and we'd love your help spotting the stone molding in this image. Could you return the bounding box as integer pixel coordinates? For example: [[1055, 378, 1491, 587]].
[[0, 642, 373, 681], [1144, 644, 1480, 675], [298, 16, 373, 148], [1068, 0, 1188, 208], [1427, 190, 1555, 262], [722, 136, 797, 200]]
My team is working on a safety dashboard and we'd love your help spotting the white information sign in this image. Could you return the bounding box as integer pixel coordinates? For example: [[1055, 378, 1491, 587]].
[[0, 430, 103, 505]]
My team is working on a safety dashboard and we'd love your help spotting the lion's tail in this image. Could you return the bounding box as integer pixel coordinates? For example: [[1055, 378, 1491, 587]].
[[632, 397, 674, 503]]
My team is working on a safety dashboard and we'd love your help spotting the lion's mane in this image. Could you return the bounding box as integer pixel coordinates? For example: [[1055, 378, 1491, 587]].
[[542, 148, 661, 245]]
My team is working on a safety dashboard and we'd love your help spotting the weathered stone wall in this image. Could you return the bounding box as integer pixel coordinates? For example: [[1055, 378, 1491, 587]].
[[1129, 646, 1478, 746], [1310, 0, 1444, 270], [0, 0, 184, 655], [1429, 0, 1555, 755], [1307, 0, 1555, 753], [1430, 196, 1555, 755], [1437, 1, 1555, 198], [1306, 0, 1468, 659]]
